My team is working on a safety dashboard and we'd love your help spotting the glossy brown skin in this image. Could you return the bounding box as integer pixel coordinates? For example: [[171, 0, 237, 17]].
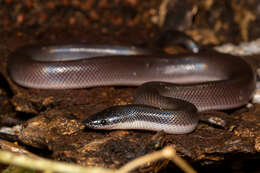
[[7, 44, 256, 134]]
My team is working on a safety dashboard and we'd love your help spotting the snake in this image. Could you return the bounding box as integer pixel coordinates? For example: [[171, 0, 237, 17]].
[[7, 43, 256, 134]]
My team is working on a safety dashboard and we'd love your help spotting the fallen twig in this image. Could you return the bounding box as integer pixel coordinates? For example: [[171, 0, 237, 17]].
[[0, 150, 114, 173], [0, 145, 196, 173], [116, 146, 196, 173]]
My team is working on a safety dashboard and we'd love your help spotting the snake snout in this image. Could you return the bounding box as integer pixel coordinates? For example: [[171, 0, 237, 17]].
[[83, 119, 103, 129]]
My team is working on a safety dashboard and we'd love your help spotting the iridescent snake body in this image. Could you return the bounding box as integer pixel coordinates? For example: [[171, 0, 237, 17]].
[[7, 44, 256, 134]]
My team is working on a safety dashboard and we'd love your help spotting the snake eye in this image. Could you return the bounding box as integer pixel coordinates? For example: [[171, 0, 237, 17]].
[[100, 120, 107, 125]]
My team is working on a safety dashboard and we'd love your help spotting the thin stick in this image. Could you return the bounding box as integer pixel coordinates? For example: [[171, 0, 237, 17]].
[[116, 146, 196, 173], [0, 146, 196, 173], [0, 150, 114, 173]]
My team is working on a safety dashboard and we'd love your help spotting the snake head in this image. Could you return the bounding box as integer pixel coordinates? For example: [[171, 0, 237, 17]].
[[83, 106, 129, 130]]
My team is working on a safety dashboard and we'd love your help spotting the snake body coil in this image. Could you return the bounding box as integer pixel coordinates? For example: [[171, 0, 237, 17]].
[[7, 44, 256, 134]]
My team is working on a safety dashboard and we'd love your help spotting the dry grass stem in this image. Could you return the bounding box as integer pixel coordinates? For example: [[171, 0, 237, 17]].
[[0, 150, 114, 173], [116, 146, 196, 173], [0, 146, 196, 173]]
